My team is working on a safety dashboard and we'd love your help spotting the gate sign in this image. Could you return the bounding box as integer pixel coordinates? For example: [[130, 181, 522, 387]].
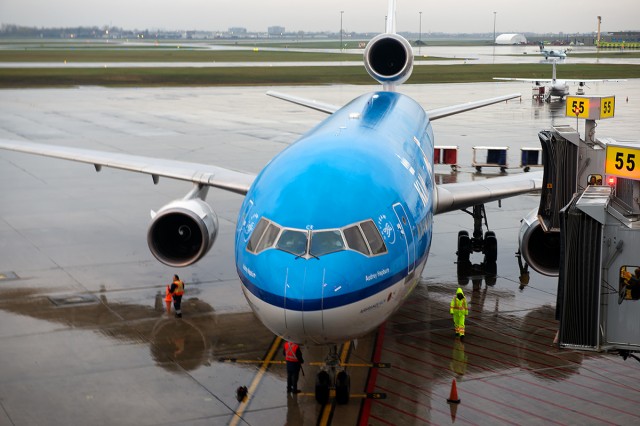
[[566, 95, 615, 120], [606, 143, 640, 180]]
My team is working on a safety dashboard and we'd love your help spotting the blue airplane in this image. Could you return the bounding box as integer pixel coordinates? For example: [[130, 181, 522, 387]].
[[0, 0, 544, 402]]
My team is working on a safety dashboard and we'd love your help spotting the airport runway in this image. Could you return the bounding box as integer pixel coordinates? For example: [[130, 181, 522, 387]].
[[1, 81, 640, 425]]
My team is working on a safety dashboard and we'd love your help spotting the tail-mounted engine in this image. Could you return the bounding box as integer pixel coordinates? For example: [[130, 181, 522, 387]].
[[364, 33, 414, 88], [147, 196, 218, 267]]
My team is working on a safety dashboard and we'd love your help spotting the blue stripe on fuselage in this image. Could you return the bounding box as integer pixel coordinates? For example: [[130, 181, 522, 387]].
[[235, 91, 434, 312], [237, 248, 429, 311]]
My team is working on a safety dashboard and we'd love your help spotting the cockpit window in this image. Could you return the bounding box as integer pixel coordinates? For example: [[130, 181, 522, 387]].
[[310, 230, 345, 256], [247, 218, 269, 253], [247, 217, 387, 258], [276, 229, 308, 256], [256, 223, 280, 253], [344, 226, 369, 255], [361, 220, 387, 255]]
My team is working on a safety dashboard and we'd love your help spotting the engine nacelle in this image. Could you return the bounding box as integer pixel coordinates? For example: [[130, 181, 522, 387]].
[[519, 208, 560, 276], [147, 198, 218, 267], [364, 33, 414, 87]]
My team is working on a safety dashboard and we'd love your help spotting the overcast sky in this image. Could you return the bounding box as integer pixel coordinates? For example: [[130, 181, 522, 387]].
[[1, 0, 637, 34]]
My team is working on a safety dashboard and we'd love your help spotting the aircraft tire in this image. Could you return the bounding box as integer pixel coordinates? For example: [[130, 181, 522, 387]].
[[457, 231, 472, 262], [335, 371, 350, 404], [315, 371, 331, 405], [484, 231, 498, 263]]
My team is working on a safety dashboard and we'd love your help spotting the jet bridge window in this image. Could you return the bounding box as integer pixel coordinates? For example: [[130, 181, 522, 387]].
[[276, 229, 308, 257], [619, 265, 640, 303], [310, 230, 345, 256]]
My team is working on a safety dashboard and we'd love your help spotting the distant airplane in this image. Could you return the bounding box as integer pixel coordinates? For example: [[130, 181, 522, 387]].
[[538, 42, 568, 59], [0, 0, 544, 403], [493, 60, 625, 102]]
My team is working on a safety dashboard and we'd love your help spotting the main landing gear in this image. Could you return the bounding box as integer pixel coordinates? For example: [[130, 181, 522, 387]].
[[315, 345, 350, 405], [456, 204, 498, 285]]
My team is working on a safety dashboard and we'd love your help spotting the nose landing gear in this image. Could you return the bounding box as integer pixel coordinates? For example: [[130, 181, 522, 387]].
[[315, 345, 351, 405]]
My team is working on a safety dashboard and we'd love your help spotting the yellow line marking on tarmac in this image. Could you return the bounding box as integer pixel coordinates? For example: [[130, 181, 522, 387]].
[[319, 341, 351, 426], [229, 336, 282, 426]]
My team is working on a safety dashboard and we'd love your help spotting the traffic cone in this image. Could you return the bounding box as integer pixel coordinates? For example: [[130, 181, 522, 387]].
[[446, 378, 461, 404]]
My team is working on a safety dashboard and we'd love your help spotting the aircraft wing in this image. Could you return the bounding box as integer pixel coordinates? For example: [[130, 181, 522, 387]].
[[434, 171, 543, 215], [563, 78, 627, 84], [493, 78, 553, 83], [0, 139, 255, 195], [268, 91, 522, 121], [266, 91, 340, 115], [425, 93, 521, 121]]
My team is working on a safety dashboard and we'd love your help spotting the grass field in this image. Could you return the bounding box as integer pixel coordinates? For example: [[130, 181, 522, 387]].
[[1, 63, 638, 88], [0, 48, 365, 63], [0, 40, 638, 87]]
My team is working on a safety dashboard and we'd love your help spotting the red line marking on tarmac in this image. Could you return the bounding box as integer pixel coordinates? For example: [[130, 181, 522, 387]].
[[481, 378, 620, 425], [358, 322, 386, 426], [376, 371, 541, 426], [507, 374, 640, 419], [406, 333, 639, 397], [368, 414, 396, 425], [453, 326, 640, 394], [376, 383, 508, 426], [458, 386, 566, 425], [390, 336, 640, 408], [372, 400, 433, 424]]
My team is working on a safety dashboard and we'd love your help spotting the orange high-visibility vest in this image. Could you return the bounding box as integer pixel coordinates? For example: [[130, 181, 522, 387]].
[[284, 342, 300, 362], [165, 285, 172, 302], [172, 280, 184, 296]]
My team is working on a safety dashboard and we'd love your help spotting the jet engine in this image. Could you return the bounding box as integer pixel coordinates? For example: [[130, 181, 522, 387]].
[[518, 208, 560, 277], [147, 198, 218, 267], [364, 33, 414, 87]]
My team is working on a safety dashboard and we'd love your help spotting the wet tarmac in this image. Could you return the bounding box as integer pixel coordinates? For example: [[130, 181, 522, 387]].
[[1, 81, 640, 425]]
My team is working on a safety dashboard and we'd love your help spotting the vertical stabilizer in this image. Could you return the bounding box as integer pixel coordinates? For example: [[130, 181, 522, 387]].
[[386, 0, 397, 34]]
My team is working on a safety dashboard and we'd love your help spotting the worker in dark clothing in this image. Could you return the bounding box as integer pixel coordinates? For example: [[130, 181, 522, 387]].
[[283, 341, 304, 394], [630, 268, 640, 300], [169, 274, 185, 318]]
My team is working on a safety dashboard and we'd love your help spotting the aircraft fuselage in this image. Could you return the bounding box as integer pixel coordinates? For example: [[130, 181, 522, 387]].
[[235, 91, 434, 344]]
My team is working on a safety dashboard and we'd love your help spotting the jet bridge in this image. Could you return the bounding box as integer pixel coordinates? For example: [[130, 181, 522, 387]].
[[535, 95, 640, 353]]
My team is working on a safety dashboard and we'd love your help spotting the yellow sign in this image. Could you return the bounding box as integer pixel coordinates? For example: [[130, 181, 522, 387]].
[[600, 96, 615, 118], [566, 97, 589, 118], [566, 95, 615, 120], [606, 145, 640, 180]]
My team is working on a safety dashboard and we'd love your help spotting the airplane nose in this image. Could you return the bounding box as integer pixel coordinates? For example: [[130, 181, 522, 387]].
[[283, 263, 344, 344]]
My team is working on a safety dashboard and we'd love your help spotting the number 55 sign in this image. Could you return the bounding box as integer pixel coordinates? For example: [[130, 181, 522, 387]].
[[566, 96, 615, 120], [606, 145, 640, 179]]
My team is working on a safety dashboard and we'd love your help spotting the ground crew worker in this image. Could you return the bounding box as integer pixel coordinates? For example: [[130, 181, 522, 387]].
[[169, 274, 185, 318], [450, 287, 469, 339], [164, 284, 173, 315], [283, 341, 304, 394]]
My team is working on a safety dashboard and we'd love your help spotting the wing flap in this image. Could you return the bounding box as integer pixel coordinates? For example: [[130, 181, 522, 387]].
[[434, 171, 543, 215], [0, 139, 255, 195]]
